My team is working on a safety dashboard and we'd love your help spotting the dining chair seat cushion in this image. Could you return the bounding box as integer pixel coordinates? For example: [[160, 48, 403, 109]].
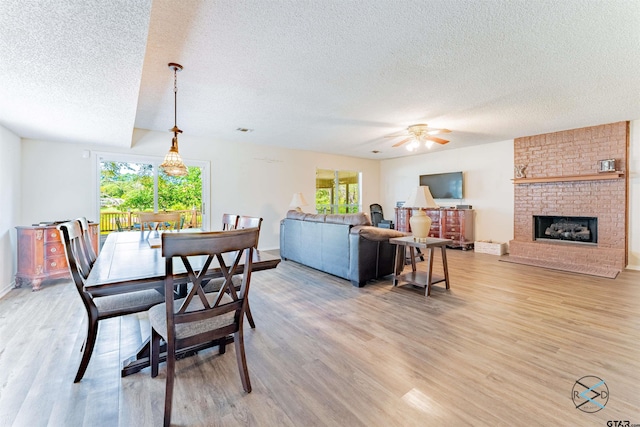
[[94, 289, 165, 315], [202, 276, 241, 293], [148, 293, 236, 340]]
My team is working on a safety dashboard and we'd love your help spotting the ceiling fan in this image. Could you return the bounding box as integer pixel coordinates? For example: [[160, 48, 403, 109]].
[[385, 124, 451, 151]]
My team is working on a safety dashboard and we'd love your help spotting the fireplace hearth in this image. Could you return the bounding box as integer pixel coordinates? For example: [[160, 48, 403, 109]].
[[534, 216, 597, 244]]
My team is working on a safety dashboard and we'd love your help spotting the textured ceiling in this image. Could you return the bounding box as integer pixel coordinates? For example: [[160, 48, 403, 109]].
[[1, 0, 639, 159]]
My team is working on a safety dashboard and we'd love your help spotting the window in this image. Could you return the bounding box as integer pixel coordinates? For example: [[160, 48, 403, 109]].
[[315, 169, 361, 214], [96, 153, 209, 233]]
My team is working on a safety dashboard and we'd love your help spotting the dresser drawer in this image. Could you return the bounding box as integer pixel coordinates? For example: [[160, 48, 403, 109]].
[[45, 242, 64, 258], [44, 255, 68, 273], [44, 228, 62, 243]]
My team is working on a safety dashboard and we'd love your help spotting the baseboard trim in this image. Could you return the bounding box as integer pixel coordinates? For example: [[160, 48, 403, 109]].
[[0, 281, 14, 299]]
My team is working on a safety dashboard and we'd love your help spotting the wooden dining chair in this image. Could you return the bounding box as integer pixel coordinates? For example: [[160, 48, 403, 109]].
[[148, 227, 260, 427], [237, 216, 263, 247], [57, 221, 165, 383], [76, 217, 97, 267], [139, 212, 182, 231], [219, 215, 263, 328], [222, 213, 239, 230]]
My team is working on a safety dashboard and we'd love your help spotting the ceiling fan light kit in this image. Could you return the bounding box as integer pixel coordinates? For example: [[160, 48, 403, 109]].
[[387, 123, 451, 152]]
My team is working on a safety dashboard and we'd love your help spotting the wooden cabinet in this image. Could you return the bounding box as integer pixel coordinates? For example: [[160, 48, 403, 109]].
[[15, 223, 99, 291], [440, 209, 474, 249], [395, 207, 474, 250]]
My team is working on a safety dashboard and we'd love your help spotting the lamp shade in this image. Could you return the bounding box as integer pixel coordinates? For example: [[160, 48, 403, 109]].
[[405, 186, 438, 209], [289, 192, 309, 211], [406, 186, 438, 241]]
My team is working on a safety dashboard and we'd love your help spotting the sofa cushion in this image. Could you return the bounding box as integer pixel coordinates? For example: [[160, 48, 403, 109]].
[[351, 225, 406, 241], [286, 210, 310, 220], [325, 213, 371, 226], [285, 210, 371, 226]]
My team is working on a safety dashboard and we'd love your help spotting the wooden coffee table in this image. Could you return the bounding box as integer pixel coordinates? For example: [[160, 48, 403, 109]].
[[389, 236, 452, 296]]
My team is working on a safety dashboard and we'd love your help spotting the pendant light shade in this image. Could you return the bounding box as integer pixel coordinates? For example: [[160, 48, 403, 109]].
[[160, 135, 188, 176], [160, 63, 188, 177]]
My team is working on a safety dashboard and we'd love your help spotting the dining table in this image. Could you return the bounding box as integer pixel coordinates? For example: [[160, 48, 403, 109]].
[[85, 230, 281, 376]]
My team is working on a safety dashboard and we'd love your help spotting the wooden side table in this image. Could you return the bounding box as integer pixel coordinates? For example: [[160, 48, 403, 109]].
[[389, 236, 452, 296]]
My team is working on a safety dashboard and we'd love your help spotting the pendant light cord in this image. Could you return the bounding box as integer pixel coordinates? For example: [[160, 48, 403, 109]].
[[174, 67, 178, 130]]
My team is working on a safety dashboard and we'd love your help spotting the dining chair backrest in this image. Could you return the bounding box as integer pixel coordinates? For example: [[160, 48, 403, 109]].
[[151, 227, 260, 426], [161, 227, 259, 329], [75, 217, 97, 267], [222, 213, 239, 230], [237, 216, 262, 247], [58, 220, 93, 288], [139, 212, 182, 231]]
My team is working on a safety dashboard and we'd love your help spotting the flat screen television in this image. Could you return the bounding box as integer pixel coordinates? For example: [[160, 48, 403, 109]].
[[419, 171, 463, 199]]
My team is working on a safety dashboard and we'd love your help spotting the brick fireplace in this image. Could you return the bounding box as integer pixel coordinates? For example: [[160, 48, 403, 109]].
[[508, 122, 629, 278]]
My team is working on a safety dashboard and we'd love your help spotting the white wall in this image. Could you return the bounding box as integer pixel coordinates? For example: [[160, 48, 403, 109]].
[[0, 125, 21, 296], [20, 130, 381, 250], [380, 140, 515, 246]]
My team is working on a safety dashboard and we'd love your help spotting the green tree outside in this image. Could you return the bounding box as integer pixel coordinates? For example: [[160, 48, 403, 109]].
[[100, 162, 202, 212]]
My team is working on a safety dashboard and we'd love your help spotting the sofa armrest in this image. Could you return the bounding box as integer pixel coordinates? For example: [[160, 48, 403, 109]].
[[350, 225, 405, 241], [348, 226, 406, 287]]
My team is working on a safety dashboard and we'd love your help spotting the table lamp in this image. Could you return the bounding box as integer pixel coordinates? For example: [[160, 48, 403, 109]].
[[405, 186, 438, 241], [289, 192, 309, 212]]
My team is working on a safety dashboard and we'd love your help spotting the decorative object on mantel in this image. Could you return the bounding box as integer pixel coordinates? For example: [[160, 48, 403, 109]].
[[405, 186, 438, 241], [598, 159, 616, 173], [159, 63, 188, 177], [514, 164, 527, 178], [289, 192, 309, 212]]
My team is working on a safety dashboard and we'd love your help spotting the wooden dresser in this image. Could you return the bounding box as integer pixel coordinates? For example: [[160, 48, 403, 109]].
[[15, 222, 99, 291], [395, 207, 475, 250]]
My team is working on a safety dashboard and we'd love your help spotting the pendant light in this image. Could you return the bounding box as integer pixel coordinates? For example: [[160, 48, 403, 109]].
[[159, 62, 188, 177]]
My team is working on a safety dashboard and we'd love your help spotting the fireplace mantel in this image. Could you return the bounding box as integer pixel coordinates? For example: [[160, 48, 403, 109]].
[[512, 171, 624, 184]]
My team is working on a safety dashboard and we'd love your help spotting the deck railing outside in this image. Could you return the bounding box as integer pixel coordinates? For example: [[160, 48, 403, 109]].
[[99, 210, 202, 233]]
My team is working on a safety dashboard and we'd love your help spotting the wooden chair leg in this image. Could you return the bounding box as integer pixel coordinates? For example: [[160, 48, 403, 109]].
[[234, 330, 252, 393], [245, 302, 256, 328], [164, 341, 176, 427], [74, 313, 99, 383], [151, 328, 160, 378]]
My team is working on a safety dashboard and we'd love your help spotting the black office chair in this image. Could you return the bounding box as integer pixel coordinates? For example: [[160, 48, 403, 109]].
[[370, 204, 394, 229], [370, 203, 425, 262]]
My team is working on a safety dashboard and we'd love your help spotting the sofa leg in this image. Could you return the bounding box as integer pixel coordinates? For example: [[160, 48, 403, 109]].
[[351, 280, 366, 288]]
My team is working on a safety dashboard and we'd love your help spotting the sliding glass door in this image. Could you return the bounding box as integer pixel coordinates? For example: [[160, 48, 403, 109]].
[[96, 153, 209, 234], [315, 169, 361, 214]]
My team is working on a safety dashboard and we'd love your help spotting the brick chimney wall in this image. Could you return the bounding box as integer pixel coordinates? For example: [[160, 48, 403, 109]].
[[509, 122, 628, 274]]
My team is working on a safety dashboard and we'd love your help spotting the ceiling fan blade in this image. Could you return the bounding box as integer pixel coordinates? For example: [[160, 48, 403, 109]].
[[432, 128, 451, 134], [392, 137, 412, 147], [426, 136, 449, 144], [384, 133, 408, 138]]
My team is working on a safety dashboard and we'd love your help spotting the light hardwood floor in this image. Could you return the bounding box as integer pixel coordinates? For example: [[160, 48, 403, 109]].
[[1, 249, 639, 426]]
